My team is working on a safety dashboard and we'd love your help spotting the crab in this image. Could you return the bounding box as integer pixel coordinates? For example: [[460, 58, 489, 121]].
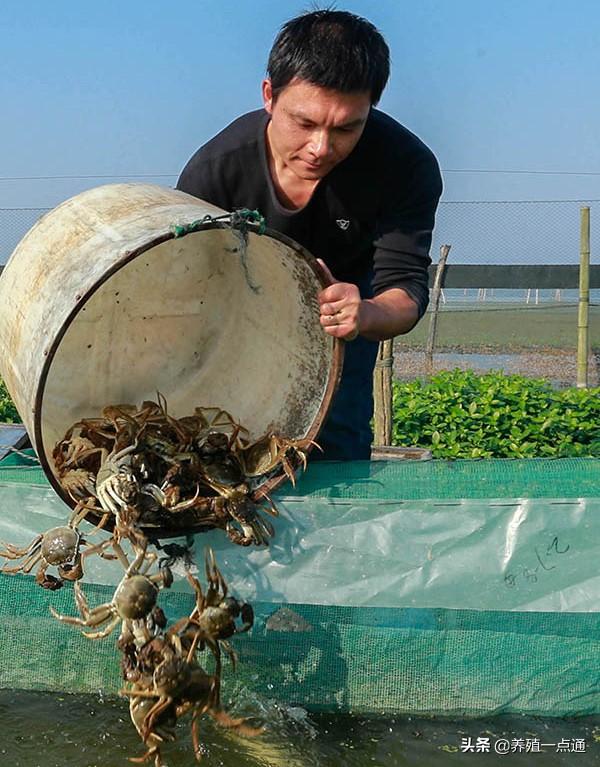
[[53, 434, 100, 475], [0, 524, 114, 590], [123, 646, 260, 761], [58, 467, 98, 502], [192, 407, 248, 450], [128, 694, 177, 767], [177, 548, 254, 674], [122, 632, 196, 745], [100, 403, 147, 451], [198, 438, 245, 486], [95, 443, 141, 516], [119, 605, 169, 673], [196, 450, 276, 546], [175, 663, 263, 761], [214, 490, 276, 546], [50, 541, 172, 639], [142, 472, 202, 515], [238, 433, 320, 486], [141, 433, 198, 467]]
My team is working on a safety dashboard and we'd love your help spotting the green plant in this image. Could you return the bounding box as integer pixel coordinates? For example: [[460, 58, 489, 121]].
[[0, 377, 20, 423], [392, 369, 600, 458]]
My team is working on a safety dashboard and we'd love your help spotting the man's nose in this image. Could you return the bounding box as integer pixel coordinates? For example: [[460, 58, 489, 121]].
[[308, 129, 332, 159]]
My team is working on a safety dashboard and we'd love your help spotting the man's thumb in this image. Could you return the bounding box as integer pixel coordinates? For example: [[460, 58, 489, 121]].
[[316, 258, 337, 286]]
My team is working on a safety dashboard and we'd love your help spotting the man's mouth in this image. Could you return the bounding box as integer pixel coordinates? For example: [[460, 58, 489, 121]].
[[300, 158, 324, 170]]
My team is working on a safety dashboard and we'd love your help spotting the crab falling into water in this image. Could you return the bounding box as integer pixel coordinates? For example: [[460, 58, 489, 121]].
[[49, 539, 173, 641], [0, 517, 115, 590], [120, 548, 263, 766], [0, 397, 318, 765]]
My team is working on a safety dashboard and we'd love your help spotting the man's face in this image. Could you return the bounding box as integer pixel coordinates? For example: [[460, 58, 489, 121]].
[[262, 78, 371, 181]]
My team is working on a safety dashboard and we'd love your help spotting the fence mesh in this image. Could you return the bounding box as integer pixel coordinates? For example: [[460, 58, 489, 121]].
[[3, 199, 596, 265], [422, 200, 599, 387], [432, 199, 599, 266]]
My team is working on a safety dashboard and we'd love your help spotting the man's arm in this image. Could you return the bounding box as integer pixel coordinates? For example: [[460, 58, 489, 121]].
[[370, 148, 443, 321], [318, 145, 441, 342], [360, 287, 419, 340]]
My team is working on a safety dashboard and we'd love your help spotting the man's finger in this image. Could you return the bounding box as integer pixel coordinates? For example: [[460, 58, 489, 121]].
[[321, 320, 359, 341], [316, 258, 337, 286], [320, 310, 358, 334], [319, 299, 347, 316]]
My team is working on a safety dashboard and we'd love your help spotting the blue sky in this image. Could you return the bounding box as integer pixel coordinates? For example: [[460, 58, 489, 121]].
[[1, 1, 600, 264]]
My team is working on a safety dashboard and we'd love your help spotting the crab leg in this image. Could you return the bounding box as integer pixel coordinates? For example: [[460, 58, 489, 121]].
[[82, 614, 121, 640], [2, 549, 43, 574], [0, 535, 42, 560]]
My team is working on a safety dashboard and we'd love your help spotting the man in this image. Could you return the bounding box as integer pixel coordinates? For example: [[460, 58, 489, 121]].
[[177, 9, 442, 460]]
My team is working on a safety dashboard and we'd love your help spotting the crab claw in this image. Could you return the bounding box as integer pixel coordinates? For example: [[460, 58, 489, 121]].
[[36, 571, 64, 591], [225, 510, 274, 546]]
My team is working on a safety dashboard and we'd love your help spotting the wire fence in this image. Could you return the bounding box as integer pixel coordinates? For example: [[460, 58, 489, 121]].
[[433, 199, 599, 266], [1, 199, 598, 388], [0, 208, 47, 265], [404, 200, 599, 388], [2, 199, 598, 265]]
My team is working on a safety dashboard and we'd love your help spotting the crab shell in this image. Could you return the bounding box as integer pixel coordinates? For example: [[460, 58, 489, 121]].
[[115, 575, 159, 620], [154, 656, 193, 696], [40, 526, 80, 566]]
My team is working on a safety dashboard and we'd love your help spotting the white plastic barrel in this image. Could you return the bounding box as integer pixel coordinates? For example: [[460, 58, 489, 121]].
[[0, 183, 342, 508]]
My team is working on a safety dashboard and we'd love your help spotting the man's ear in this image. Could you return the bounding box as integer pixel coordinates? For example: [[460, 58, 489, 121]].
[[262, 79, 274, 114]]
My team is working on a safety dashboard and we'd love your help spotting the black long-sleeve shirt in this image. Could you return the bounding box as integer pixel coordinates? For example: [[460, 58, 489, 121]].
[[176, 108, 442, 459], [176, 108, 442, 318]]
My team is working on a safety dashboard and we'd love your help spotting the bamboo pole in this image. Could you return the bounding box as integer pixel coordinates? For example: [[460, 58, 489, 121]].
[[577, 207, 590, 388], [373, 339, 394, 446], [425, 244, 451, 375]]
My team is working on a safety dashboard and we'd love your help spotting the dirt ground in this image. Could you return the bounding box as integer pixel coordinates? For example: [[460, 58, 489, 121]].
[[394, 348, 600, 389]]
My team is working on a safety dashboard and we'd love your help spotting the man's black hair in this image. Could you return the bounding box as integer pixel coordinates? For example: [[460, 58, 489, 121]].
[[267, 9, 390, 105]]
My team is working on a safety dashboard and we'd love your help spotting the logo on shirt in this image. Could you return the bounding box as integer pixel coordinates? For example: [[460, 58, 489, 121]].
[[335, 219, 350, 231]]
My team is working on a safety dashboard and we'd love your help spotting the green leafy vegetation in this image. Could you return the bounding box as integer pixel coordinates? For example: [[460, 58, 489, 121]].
[[392, 369, 600, 458], [0, 377, 20, 423]]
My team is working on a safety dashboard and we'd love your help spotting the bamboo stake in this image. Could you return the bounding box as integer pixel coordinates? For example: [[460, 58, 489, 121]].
[[425, 244, 451, 375], [577, 207, 590, 388], [373, 339, 394, 446]]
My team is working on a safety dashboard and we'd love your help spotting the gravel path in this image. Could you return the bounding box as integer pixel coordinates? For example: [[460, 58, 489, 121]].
[[394, 348, 600, 388]]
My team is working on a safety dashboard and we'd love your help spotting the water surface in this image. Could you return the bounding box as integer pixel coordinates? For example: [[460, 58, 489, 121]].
[[1, 690, 598, 766]]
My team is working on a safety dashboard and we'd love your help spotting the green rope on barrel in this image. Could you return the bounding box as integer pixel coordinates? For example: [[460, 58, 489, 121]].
[[171, 208, 266, 238], [232, 208, 267, 235]]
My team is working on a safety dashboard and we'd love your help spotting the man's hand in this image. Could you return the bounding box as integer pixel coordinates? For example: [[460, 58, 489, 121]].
[[316, 258, 420, 342], [317, 259, 361, 341]]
